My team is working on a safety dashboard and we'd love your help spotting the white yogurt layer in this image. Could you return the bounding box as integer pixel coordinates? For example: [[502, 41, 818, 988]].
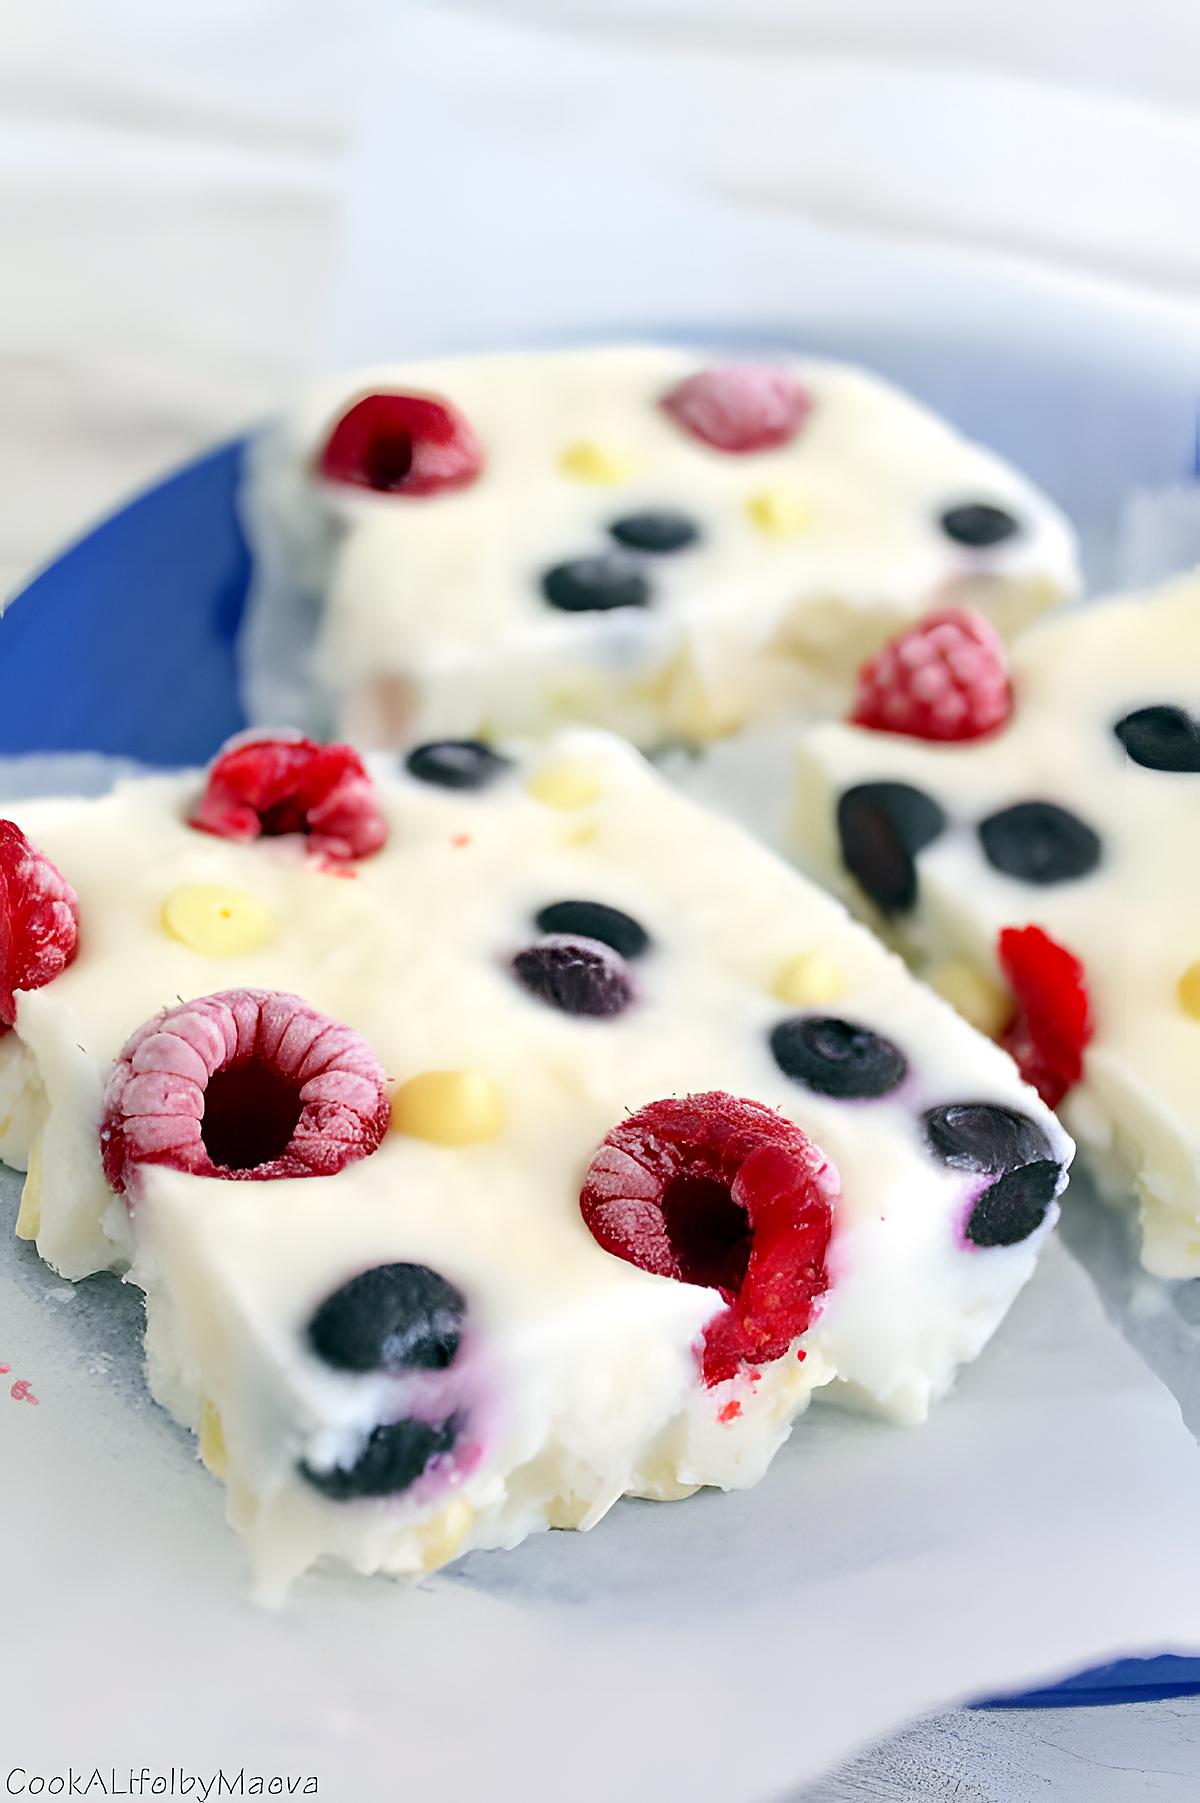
[[794, 576, 1200, 1277], [246, 345, 1080, 749], [1, 730, 1070, 1594]]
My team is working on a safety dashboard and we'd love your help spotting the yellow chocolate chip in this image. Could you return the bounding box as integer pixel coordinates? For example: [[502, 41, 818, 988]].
[[392, 1070, 505, 1147], [1178, 961, 1200, 1021], [418, 1496, 475, 1572], [199, 1400, 228, 1479], [557, 441, 636, 485], [162, 885, 275, 957], [14, 1132, 42, 1243], [773, 951, 844, 1007], [526, 761, 603, 810], [929, 958, 1011, 1039], [746, 488, 812, 538]]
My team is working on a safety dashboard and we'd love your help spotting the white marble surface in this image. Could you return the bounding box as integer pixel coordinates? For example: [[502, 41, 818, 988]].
[[4, 5, 1200, 1796]]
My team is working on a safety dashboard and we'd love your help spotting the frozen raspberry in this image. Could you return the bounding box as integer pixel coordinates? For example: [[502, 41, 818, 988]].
[[580, 1092, 837, 1386], [660, 366, 812, 454], [190, 733, 387, 862], [997, 926, 1092, 1109], [317, 391, 483, 496], [100, 989, 390, 1194], [852, 607, 1012, 742], [0, 820, 79, 1028]]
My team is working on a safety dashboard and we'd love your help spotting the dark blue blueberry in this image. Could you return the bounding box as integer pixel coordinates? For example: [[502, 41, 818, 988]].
[[977, 801, 1102, 885], [769, 1015, 907, 1099], [405, 740, 512, 790], [836, 782, 947, 914], [1113, 705, 1200, 774], [308, 1263, 465, 1374], [965, 1161, 1060, 1248], [533, 899, 650, 960], [301, 1415, 458, 1501], [939, 502, 1021, 548], [541, 555, 651, 613], [609, 510, 700, 554], [513, 936, 635, 1018], [923, 1102, 1055, 1175]]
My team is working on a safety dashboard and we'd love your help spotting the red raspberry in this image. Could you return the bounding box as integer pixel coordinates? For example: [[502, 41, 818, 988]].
[[660, 365, 812, 454], [852, 607, 1012, 742], [317, 391, 483, 496], [0, 820, 79, 1028], [580, 1092, 836, 1387], [100, 988, 391, 1195], [998, 925, 1092, 1109], [190, 733, 387, 862]]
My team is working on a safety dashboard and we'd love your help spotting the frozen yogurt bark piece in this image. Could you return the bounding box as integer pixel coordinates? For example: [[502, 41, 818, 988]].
[[794, 578, 1200, 1276], [245, 345, 1079, 749], [0, 729, 1070, 1594]]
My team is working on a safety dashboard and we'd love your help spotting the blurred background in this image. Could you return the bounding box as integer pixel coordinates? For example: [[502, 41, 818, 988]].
[[4, 0, 1199, 601]]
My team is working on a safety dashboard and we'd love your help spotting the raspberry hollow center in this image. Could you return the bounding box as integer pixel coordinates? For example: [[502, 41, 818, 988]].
[[361, 428, 415, 492], [659, 1171, 751, 1297], [201, 1061, 305, 1172]]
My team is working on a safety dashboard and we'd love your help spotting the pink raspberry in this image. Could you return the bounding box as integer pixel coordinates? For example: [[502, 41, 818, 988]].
[[100, 989, 391, 1194], [580, 1092, 837, 1387], [0, 820, 79, 1028], [190, 733, 387, 862], [660, 365, 812, 454], [317, 391, 484, 496], [998, 925, 1092, 1109], [852, 607, 1012, 742]]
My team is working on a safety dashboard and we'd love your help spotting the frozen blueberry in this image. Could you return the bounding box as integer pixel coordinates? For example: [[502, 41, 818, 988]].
[[513, 935, 635, 1018], [1113, 705, 1200, 774], [541, 555, 651, 612], [977, 801, 1102, 885], [939, 502, 1021, 548], [308, 1263, 465, 1374], [609, 510, 700, 554], [836, 782, 947, 914], [923, 1102, 1055, 1175], [769, 1015, 907, 1099], [533, 899, 650, 960], [301, 1415, 459, 1501], [406, 740, 512, 790], [964, 1161, 1060, 1248]]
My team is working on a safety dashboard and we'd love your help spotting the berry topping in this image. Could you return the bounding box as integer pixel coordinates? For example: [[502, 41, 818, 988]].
[[580, 1092, 836, 1385], [836, 781, 947, 914], [1113, 705, 1200, 774], [512, 935, 635, 1018], [939, 502, 1021, 548], [541, 556, 651, 613], [0, 821, 79, 1028], [405, 740, 512, 791], [533, 899, 650, 960], [964, 1161, 1061, 1249], [609, 510, 700, 554], [191, 734, 386, 862], [997, 925, 1092, 1108], [661, 366, 812, 454], [769, 1015, 907, 1100], [317, 391, 483, 497], [922, 1102, 1054, 1175], [309, 1264, 465, 1374], [1179, 961, 1200, 1021], [978, 801, 1101, 886], [100, 989, 390, 1194], [161, 885, 275, 958], [851, 607, 1012, 742], [301, 1416, 459, 1502], [391, 1069, 505, 1146]]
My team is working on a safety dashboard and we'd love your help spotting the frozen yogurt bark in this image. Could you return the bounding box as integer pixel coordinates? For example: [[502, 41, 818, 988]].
[[245, 345, 1079, 749], [793, 578, 1200, 1277], [0, 729, 1070, 1594]]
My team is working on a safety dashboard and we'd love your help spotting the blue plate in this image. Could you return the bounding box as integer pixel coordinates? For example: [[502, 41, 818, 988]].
[[3, 350, 1199, 1709]]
